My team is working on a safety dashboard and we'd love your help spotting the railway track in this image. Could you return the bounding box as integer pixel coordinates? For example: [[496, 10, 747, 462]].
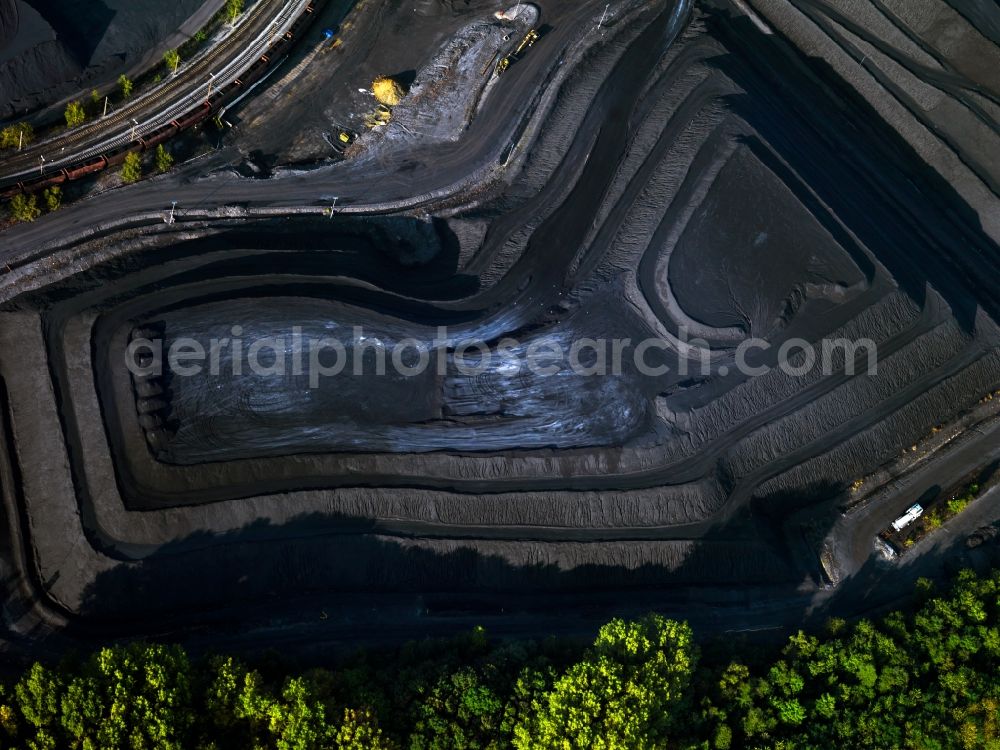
[[0, 0, 310, 188]]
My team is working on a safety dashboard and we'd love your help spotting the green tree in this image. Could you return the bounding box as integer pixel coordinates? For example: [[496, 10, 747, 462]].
[[947, 496, 969, 516], [155, 144, 174, 173], [265, 677, 333, 750], [202, 657, 347, 749], [14, 662, 64, 749], [41, 186, 62, 213], [118, 74, 134, 99], [514, 615, 697, 749], [335, 707, 394, 749], [121, 152, 142, 183], [59, 643, 194, 749], [500, 665, 554, 743], [64, 101, 86, 128], [701, 569, 1000, 749], [233, 669, 337, 749], [0, 570, 996, 750], [0, 122, 34, 149], [225, 0, 245, 23], [90, 89, 100, 105], [410, 666, 505, 749], [0, 685, 18, 741], [164, 48, 180, 74], [203, 655, 246, 731], [9, 193, 41, 222]]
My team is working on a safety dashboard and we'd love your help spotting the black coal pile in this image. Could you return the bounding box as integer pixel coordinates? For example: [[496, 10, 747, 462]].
[[0, 0, 213, 120]]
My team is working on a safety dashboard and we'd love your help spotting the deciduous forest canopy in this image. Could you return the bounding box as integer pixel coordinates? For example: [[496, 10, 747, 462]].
[[0, 569, 997, 749]]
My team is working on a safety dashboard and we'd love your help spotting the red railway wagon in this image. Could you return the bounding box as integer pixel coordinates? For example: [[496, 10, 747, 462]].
[[215, 80, 241, 103], [0, 182, 25, 200], [104, 139, 143, 168], [242, 57, 269, 84], [64, 156, 108, 180], [174, 101, 213, 130], [31, 170, 69, 190], [142, 123, 179, 150], [207, 89, 227, 110]]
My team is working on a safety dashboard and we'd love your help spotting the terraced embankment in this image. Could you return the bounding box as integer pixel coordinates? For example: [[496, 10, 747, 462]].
[[0, 0, 997, 648]]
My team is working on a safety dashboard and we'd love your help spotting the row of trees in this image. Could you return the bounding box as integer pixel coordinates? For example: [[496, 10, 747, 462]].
[[63, 73, 138, 130], [5, 145, 172, 222], [9, 45, 186, 140], [122, 144, 174, 183], [9, 0, 240, 157], [0, 568, 996, 748], [60, 43, 188, 129], [8, 187, 61, 223]]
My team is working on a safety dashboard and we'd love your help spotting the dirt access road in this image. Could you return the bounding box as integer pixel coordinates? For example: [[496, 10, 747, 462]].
[[0, 0, 650, 263]]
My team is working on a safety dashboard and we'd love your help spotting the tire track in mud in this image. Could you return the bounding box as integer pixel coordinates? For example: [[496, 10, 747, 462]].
[[56, 2, 992, 516], [17, 2, 999, 541], [7, 0, 1000, 641], [573, 63, 737, 291], [64, 4, 992, 512]]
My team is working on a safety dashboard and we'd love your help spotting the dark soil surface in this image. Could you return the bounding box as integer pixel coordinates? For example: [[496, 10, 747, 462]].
[[0, 0, 997, 653], [0, 0, 220, 120], [668, 145, 865, 337]]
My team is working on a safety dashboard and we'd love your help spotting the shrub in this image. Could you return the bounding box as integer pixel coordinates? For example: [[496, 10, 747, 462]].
[[0, 122, 33, 149], [121, 152, 142, 183], [164, 48, 181, 73], [947, 497, 970, 516], [64, 101, 86, 128], [41, 186, 61, 213], [9, 193, 41, 222], [155, 144, 175, 173], [225, 0, 244, 22]]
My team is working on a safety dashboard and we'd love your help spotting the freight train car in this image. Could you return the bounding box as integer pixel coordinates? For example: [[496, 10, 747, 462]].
[[64, 156, 108, 180], [142, 122, 181, 150], [30, 170, 69, 191]]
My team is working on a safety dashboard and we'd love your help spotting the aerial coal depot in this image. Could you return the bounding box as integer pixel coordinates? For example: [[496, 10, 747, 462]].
[[0, 0, 997, 654]]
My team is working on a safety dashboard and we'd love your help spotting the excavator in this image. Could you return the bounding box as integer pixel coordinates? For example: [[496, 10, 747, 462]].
[[330, 128, 357, 153], [495, 29, 539, 76]]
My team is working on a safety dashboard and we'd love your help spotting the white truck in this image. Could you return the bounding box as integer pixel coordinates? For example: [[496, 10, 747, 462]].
[[891, 503, 924, 532]]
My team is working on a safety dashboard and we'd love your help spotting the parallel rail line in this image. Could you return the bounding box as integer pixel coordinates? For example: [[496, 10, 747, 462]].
[[0, 0, 317, 195]]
